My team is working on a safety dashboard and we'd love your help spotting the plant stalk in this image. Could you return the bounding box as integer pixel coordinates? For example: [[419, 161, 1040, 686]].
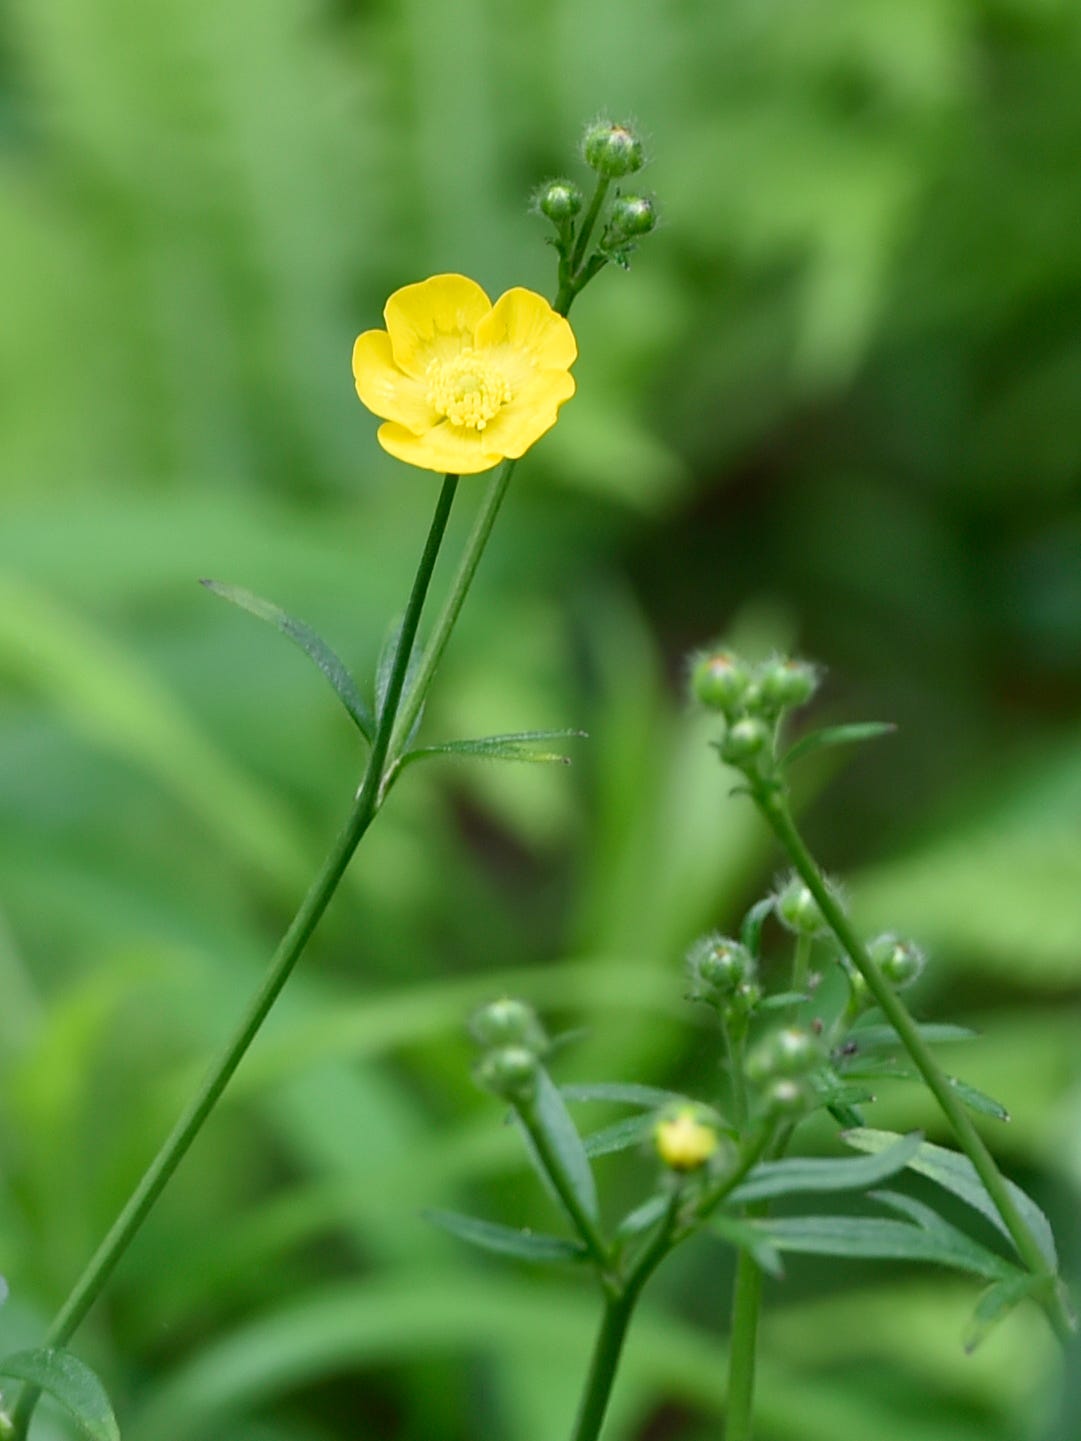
[[9, 473, 460, 1438], [724, 1241, 763, 1441], [750, 780, 1074, 1342]]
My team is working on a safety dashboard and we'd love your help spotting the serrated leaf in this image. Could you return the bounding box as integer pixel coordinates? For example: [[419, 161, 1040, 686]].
[[754, 1214, 1018, 1280], [781, 722, 896, 770], [843, 1128, 1057, 1269], [964, 1274, 1043, 1352], [201, 580, 374, 742], [727, 1132, 922, 1206], [583, 1113, 655, 1159], [401, 729, 587, 771], [560, 1082, 688, 1110], [740, 897, 775, 957], [517, 1069, 599, 1223], [0, 1349, 119, 1441], [424, 1210, 587, 1265], [709, 1215, 785, 1277]]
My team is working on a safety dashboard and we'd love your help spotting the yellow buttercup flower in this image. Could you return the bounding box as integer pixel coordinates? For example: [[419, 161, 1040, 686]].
[[655, 1107, 720, 1173], [352, 274, 577, 475]]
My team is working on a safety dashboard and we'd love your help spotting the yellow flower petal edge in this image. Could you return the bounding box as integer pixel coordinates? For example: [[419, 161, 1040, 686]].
[[352, 274, 577, 475]]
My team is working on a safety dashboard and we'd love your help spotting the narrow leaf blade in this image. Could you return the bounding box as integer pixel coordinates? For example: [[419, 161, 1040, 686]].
[[0, 1349, 119, 1441], [964, 1274, 1043, 1353], [844, 1128, 1058, 1269], [755, 1215, 1018, 1279], [520, 1070, 599, 1222], [403, 729, 587, 770], [583, 1113, 655, 1159], [560, 1082, 687, 1110], [201, 580, 374, 741], [424, 1210, 587, 1264], [710, 1215, 785, 1277], [781, 721, 897, 770], [728, 1132, 923, 1205]]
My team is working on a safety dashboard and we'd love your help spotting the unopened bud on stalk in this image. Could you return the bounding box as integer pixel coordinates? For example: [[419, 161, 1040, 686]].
[[747, 1026, 824, 1083], [606, 194, 657, 243], [692, 649, 751, 713], [535, 178, 583, 224], [475, 1045, 539, 1104], [719, 716, 771, 765], [687, 933, 755, 1004], [775, 873, 838, 937], [868, 934, 927, 989], [762, 1076, 810, 1119], [582, 120, 645, 178], [655, 1106, 721, 1172], [469, 997, 548, 1055], [758, 657, 820, 712]]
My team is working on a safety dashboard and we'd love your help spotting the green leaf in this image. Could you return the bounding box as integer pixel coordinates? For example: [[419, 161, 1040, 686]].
[[759, 991, 810, 1012], [727, 1132, 922, 1205], [740, 897, 775, 957], [582, 1113, 655, 1159], [838, 1064, 1010, 1122], [374, 617, 424, 739], [518, 1070, 599, 1222], [616, 1194, 667, 1238], [843, 1128, 1058, 1269], [845, 1022, 977, 1055], [0, 1348, 119, 1441], [755, 1214, 1018, 1280], [201, 580, 374, 741], [869, 1190, 1023, 1279], [781, 721, 897, 770], [964, 1274, 1043, 1353], [401, 729, 587, 771], [946, 1075, 1010, 1122], [560, 1082, 687, 1109], [710, 1215, 785, 1278], [424, 1210, 587, 1265]]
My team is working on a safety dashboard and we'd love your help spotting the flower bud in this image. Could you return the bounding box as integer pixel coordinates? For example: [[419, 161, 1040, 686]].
[[758, 657, 819, 712], [691, 650, 751, 714], [605, 194, 657, 244], [774, 874, 837, 937], [469, 997, 547, 1055], [475, 1045, 539, 1104], [746, 1026, 824, 1083], [582, 120, 645, 178], [535, 178, 583, 224], [719, 716, 771, 765], [868, 934, 927, 989], [687, 933, 755, 1004], [761, 1076, 810, 1119], [655, 1106, 721, 1172]]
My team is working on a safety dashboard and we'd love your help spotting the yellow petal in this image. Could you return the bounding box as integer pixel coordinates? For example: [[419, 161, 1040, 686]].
[[384, 274, 493, 379], [377, 420, 504, 476], [474, 288, 577, 376], [352, 329, 438, 432], [482, 369, 577, 457]]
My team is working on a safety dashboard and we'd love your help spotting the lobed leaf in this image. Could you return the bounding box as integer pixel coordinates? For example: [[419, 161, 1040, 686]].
[[201, 580, 374, 741], [0, 1348, 119, 1441], [424, 1210, 587, 1265], [843, 1128, 1057, 1269]]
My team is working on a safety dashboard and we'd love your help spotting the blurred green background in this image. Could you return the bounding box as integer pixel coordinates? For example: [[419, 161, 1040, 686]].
[[2, 0, 1081, 1437]]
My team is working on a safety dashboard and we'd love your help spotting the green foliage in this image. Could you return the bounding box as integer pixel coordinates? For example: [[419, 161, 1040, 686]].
[[0, 1350, 119, 1441]]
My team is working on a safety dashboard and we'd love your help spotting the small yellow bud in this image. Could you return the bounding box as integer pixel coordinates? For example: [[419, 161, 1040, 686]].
[[655, 1107, 719, 1172]]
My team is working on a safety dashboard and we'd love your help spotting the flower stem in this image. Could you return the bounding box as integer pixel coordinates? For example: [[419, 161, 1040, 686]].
[[724, 1241, 763, 1441], [517, 1098, 612, 1271], [749, 779, 1074, 1342], [9, 473, 460, 1439]]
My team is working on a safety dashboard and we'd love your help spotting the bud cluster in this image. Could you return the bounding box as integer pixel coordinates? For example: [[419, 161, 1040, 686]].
[[470, 997, 549, 1105], [691, 649, 821, 773], [746, 1025, 825, 1120], [867, 933, 928, 990]]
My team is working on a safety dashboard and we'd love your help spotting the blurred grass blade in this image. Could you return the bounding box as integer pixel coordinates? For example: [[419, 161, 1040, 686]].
[[728, 1132, 922, 1205], [424, 1209, 587, 1264], [401, 729, 587, 771], [844, 1128, 1058, 1269], [781, 722, 897, 770], [0, 1348, 119, 1441], [560, 1082, 687, 1109], [518, 1070, 599, 1222], [201, 579, 374, 741]]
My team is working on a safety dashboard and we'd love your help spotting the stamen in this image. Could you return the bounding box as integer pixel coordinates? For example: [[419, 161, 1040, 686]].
[[426, 348, 512, 431]]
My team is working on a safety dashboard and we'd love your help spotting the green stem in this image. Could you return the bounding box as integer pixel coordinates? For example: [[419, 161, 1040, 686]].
[[724, 1242, 763, 1441], [9, 473, 460, 1439], [571, 176, 611, 274], [518, 1099, 611, 1271], [750, 781, 1074, 1343]]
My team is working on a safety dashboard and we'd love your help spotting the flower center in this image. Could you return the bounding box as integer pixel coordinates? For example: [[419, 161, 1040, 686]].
[[426, 348, 512, 431]]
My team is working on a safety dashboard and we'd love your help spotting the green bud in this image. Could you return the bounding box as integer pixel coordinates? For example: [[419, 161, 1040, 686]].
[[475, 1045, 539, 1104], [687, 933, 755, 1004], [691, 650, 751, 713], [761, 1076, 810, 1119], [535, 178, 583, 224], [775, 874, 837, 937], [719, 716, 771, 765], [868, 934, 927, 989], [746, 1026, 824, 1083], [582, 119, 645, 178], [606, 194, 657, 243], [469, 997, 548, 1054], [758, 657, 819, 712]]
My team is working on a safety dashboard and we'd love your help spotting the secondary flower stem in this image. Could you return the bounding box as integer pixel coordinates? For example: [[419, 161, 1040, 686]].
[[750, 780, 1074, 1343], [8, 473, 460, 1440], [724, 1237, 763, 1441], [571, 176, 611, 276]]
